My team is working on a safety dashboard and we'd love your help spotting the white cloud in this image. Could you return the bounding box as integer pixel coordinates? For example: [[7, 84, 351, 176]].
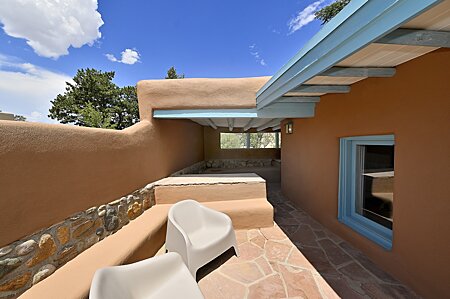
[[288, 0, 327, 34], [0, 0, 104, 59], [105, 53, 118, 62], [24, 111, 46, 122], [121, 49, 140, 64], [249, 44, 267, 67], [0, 54, 71, 123], [106, 49, 140, 65]]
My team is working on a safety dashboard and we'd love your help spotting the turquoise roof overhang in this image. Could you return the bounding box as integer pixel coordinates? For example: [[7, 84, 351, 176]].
[[256, 0, 443, 109], [153, 102, 315, 119]]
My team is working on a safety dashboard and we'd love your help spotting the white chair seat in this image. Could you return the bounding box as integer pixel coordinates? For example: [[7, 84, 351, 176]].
[[189, 226, 231, 248], [166, 199, 239, 277], [89, 252, 204, 299]]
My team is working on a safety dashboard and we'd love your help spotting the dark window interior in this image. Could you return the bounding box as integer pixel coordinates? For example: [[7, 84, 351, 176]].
[[356, 145, 394, 229]]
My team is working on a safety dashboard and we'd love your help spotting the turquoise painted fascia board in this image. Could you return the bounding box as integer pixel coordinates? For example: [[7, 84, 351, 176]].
[[257, 103, 315, 118], [338, 134, 395, 250], [153, 109, 258, 119], [256, 0, 442, 109], [257, 0, 367, 99], [153, 103, 315, 119]]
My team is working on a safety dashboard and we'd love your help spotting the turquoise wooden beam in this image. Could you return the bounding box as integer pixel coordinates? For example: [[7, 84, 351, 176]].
[[256, 0, 441, 109], [206, 118, 217, 130], [257, 118, 283, 132], [243, 119, 256, 131], [292, 85, 350, 94], [227, 118, 235, 131], [275, 96, 321, 103], [376, 28, 450, 48], [321, 67, 396, 77], [153, 102, 316, 119]]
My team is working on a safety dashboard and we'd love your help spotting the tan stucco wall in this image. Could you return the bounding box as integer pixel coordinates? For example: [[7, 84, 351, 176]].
[[281, 49, 450, 298], [0, 118, 204, 247], [1, 76, 276, 248], [0, 112, 15, 121], [154, 174, 267, 204], [137, 77, 270, 120], [204, 127, 281, 160]]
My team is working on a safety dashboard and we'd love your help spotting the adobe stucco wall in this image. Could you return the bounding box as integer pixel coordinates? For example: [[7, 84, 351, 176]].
[[137, 77, 270, 117], [204, 127, 281, 160], [0, 118, 203, 248], [0, 76, 275, 249], [281, 49, 450, 298]]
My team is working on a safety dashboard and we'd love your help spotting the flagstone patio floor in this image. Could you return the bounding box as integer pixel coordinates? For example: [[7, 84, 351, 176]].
[[197, 183, 419, 299]]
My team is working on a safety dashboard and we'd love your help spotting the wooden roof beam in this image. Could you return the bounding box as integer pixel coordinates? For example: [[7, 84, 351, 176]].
[[275, 96, 321, 103], [376, 28, 450, 48], [292, 85, 350, 94], [321, 67, 396, 77], [227, 118, 235, 131], [206, 118, 217, 129], [257, 118, 283, 132]]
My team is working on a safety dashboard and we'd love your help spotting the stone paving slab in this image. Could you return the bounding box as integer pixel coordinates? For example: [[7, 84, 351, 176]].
[[197, 184, 420, 299]]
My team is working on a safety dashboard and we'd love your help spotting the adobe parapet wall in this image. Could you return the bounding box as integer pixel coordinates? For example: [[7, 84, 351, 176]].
[[0, 119, 203, 247], [0, 116, 204, 297], [136, 76, 270, 120]]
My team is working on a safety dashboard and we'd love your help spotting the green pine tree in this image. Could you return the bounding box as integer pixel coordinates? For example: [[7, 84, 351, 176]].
[[48, 68, 139, 129], [165, 66, 185, 79], [315, 0, 351, 24]]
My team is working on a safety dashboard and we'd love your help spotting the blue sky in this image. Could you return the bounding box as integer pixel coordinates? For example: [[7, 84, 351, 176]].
[[0, 0, 331, 123]]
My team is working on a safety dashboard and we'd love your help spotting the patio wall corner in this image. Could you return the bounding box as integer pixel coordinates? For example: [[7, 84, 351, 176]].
[[280, 48, 450, 298]]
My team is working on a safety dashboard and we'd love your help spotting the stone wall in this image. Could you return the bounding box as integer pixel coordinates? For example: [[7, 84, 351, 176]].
[[205, 159, 275, 169], [171, 161, 206, 176], [0, 182, 156, 298], [171, 159, 278, 175]]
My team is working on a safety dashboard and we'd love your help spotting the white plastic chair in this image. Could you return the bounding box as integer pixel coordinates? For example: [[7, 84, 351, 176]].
[[166, 199, 239, 277], [89, 252, 204, 299]]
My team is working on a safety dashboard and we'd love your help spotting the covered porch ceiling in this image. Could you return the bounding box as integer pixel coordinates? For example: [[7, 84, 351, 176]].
[[152, 0, 450, 131], [153, 102, 315, 131]]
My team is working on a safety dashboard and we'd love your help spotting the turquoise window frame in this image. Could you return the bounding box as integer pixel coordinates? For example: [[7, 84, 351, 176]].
[[338, 135, 394, 250]]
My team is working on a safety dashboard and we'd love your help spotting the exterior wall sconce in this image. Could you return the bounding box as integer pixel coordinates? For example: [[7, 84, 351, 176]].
[[285, 122, 293, 134]]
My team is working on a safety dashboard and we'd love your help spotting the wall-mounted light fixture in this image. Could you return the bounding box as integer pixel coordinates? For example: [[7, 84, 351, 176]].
[[285, 122, 293, 134]]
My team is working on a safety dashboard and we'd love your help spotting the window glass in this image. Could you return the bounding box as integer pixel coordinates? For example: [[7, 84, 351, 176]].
[[220, 132, 280, 149], [356, 145, 394, 229], [249, 132, 279, 148], [220, 133, 247, 149]]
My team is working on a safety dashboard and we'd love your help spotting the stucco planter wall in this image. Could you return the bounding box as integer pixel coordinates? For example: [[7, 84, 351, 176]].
[[0, 183, 156, 298], [0, 159, 277, 298]]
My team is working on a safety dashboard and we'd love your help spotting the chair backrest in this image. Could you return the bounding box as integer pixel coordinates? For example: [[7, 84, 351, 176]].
[[170, 200, 204, 234], [90, 253, 195, 299]]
